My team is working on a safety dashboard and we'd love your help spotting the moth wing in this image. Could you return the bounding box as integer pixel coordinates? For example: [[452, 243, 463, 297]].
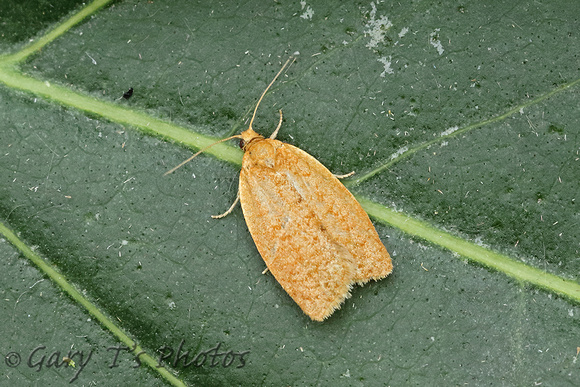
[[239, 139, 392, 321], [277, 144, 392, 283], [258, 140, 393, 282]]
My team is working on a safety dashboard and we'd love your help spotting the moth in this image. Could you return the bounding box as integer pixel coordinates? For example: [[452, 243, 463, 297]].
[[167, 58, 392, 321]]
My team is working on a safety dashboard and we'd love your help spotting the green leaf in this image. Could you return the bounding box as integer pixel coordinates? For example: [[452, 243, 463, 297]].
[[1, 1, 579, 385]]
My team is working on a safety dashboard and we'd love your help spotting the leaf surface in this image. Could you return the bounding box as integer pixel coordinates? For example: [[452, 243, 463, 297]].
[[1, 1, 579, 385]]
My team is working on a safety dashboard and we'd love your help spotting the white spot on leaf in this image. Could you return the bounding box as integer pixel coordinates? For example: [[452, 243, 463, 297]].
[[398, 27, 409, 38], [377, 56, 394, 76], [390, 146, 408, 160], [429, 28, 444, 55], [300, 1, 314, 20], [440, 126, 459, 136], [364, 2, 392, 48]]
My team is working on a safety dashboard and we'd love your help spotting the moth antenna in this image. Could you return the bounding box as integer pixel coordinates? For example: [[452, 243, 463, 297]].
[[248, 57, 295, 131], [164, 135, 242, 175], [165, 57, 295, 176], [270, 109, 283, 139]]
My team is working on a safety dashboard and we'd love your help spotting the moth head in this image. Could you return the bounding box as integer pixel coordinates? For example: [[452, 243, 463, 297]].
[[239, 128, 264, 151]]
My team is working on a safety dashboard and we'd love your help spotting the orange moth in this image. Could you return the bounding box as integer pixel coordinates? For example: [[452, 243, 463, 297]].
[[166, 58, 392, 321]]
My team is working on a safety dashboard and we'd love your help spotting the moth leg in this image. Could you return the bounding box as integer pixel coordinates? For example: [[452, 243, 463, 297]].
[[211, 191, 240, 219], [333, 171, 355, 179], [269, 109, 283, 139]]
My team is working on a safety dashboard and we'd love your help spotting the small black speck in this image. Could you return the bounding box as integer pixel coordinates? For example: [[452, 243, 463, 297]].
[[123, 87, 134, 99]]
